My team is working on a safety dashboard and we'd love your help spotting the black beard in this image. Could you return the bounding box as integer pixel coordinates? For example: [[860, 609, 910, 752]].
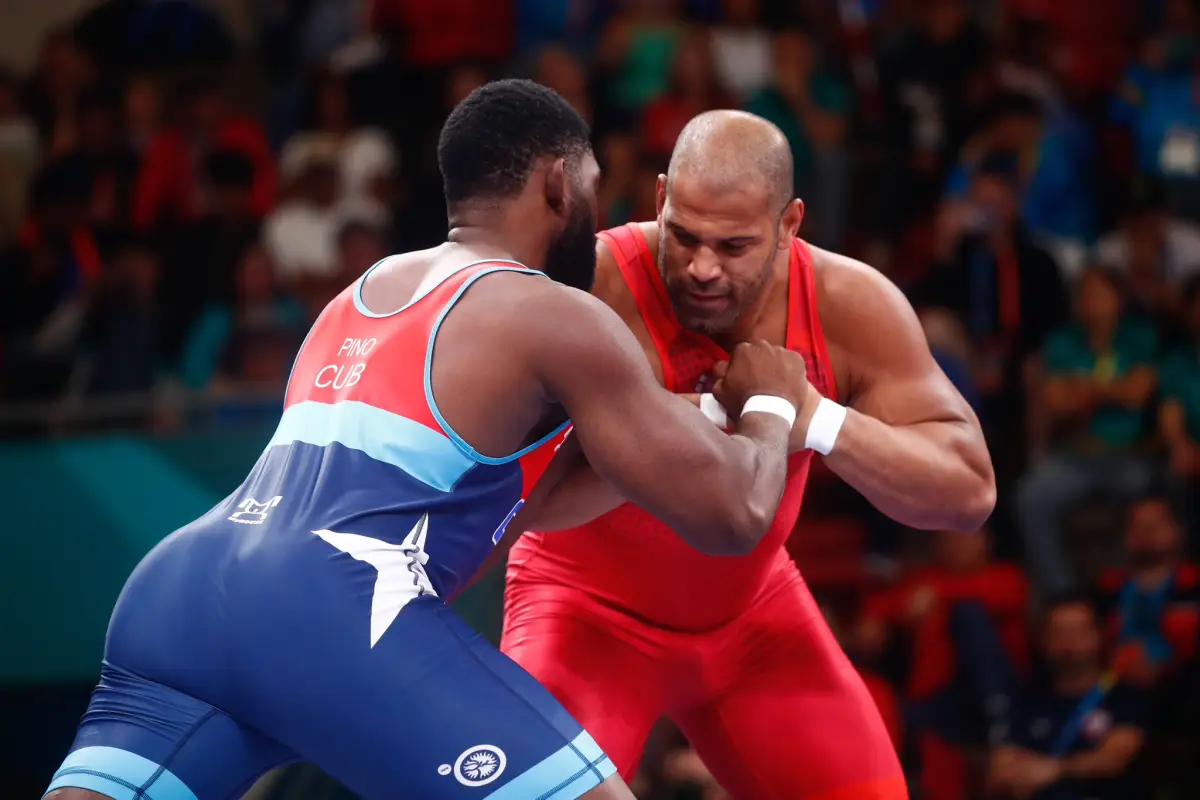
[[543, 201, 597, 293]]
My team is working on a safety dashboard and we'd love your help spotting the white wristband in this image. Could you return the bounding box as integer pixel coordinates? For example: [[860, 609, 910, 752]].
[[741, 395, 797, 428], [699, 393, 730, 428], [804, 397, 847, 455]]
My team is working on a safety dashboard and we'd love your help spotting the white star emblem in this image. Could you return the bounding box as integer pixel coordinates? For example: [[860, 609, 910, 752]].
[[314, 514, 435, 647]]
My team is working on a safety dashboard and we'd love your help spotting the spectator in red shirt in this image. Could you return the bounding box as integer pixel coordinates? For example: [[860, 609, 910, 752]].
[[369, 0, 512, 71], [640, 29, 730, 160], [131, 75, 275, 232], [859, 528, 1029, 800]]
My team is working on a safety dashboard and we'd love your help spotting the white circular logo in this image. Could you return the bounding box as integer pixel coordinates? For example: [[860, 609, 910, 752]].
[[453, 744, 506, 787]]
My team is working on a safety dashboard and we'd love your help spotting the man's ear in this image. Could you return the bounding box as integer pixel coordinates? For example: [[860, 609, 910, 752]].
[[544, 157, 568, 215], [780, 198, 804, 246]]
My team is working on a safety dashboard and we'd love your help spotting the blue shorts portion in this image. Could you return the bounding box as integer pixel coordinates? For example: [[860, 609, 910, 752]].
[[46, 524, 616, 800]]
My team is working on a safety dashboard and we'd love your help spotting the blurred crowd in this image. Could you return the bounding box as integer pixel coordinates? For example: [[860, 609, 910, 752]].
[[3, 0, 1200, 798]]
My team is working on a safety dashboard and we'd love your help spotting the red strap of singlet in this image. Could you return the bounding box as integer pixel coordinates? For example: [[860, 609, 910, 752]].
[[597, 224, 681, 389], [793, 239, 839, 403]]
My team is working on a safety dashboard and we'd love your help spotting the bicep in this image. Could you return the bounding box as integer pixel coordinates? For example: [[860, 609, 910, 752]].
[[838, 269, 975, 427]]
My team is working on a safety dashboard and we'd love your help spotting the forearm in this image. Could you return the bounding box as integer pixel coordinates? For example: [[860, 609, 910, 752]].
[[573, 393, 793, 556], [1093, 370, 1155, 407], [1059, 731, 1142, 780], [1060, 752, 1123, 780], [718, 412, 793, 548], [819, 409, 995, 531]]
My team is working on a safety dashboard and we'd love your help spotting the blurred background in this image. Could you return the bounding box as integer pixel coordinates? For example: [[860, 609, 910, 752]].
[[2, 0, 1199, 798]]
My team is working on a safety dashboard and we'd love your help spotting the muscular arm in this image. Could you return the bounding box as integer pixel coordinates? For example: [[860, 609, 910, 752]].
[[518, 283, 793, 555], [814, 252, 995, 532]]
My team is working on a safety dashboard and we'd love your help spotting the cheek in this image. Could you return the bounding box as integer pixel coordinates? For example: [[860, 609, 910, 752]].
[[660, 242, 689, 272]]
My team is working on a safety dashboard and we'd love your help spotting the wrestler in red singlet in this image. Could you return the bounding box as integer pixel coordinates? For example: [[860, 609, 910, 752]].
[[502, 111, 995, 800], [506, 224, 901, 800]]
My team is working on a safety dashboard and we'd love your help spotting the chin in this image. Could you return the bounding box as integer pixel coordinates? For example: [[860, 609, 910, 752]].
[[680, 314, 731, 338]]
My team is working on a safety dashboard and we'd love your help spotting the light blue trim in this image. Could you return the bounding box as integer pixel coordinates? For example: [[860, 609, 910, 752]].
[[353, 257, 528, 318], [46, 745, 199, 800], [424, 266, 570, 465], [485, 731, 616, 799], [45, 770, 139, 800], [268, 400, 475, 492]]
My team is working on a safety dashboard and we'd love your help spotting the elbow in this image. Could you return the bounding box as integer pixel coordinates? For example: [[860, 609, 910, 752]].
[[945, 471, 997, 533], [686, 496, 774, 557], [722, 502, 774, 556]]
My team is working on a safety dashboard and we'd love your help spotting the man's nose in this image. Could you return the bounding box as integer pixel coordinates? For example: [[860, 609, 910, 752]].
[[686, 248, 722, 284]]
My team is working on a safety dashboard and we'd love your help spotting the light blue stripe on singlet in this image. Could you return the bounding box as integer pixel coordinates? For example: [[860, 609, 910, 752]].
[[268, 400, 475, 492], [45, 745, 199, 800], [485, 731, 616, 799], [425, 266, 571, 465]]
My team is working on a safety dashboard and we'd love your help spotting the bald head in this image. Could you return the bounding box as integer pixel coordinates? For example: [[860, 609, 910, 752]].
[[668, 110, 794, 214]]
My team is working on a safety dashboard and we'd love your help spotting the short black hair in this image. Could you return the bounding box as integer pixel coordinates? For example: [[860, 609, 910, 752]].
[[437, 79, 591, 205]]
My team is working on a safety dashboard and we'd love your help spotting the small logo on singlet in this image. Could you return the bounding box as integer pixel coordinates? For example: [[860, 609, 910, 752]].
[[492, 500, 524, 545], [228, 496, 282, 525], [441, 744, 506, 787]]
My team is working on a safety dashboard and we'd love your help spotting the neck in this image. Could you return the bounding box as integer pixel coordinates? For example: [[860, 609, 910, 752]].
[[447, 203, 546, 272], [717, 246, 791, 352], [1054, 666, 1101, 696]]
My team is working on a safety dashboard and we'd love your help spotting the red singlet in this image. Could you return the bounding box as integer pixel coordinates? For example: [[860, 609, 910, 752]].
[[503, 224, 907, 799]]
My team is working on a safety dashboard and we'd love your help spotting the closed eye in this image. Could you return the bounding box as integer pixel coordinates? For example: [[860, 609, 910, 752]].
[[667, 223, 700, 247]]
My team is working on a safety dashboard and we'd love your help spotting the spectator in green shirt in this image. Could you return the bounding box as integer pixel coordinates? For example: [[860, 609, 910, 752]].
[[1159, 275, 1200, 537], [745, 28, 850, 247], [1018, 267, 1160, 595]]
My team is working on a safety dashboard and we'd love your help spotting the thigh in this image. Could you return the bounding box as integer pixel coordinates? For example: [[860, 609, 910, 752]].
[[502, 579, 669, 780], [45, 663, 293, 800], [240, 594, 618, 800], [675, 581, 908, 800]]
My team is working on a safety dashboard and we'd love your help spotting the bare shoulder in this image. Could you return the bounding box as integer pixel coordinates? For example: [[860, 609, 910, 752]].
[[810, 246, 917, 337], [594, 223, 659, 319], [809, 245, 932, 393], [496, 276, 639, 374]]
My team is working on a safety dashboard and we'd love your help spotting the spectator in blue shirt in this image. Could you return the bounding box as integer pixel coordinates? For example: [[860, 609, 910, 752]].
[[1110, 4, 1200, 218], [987, 596, 1147, 800]]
